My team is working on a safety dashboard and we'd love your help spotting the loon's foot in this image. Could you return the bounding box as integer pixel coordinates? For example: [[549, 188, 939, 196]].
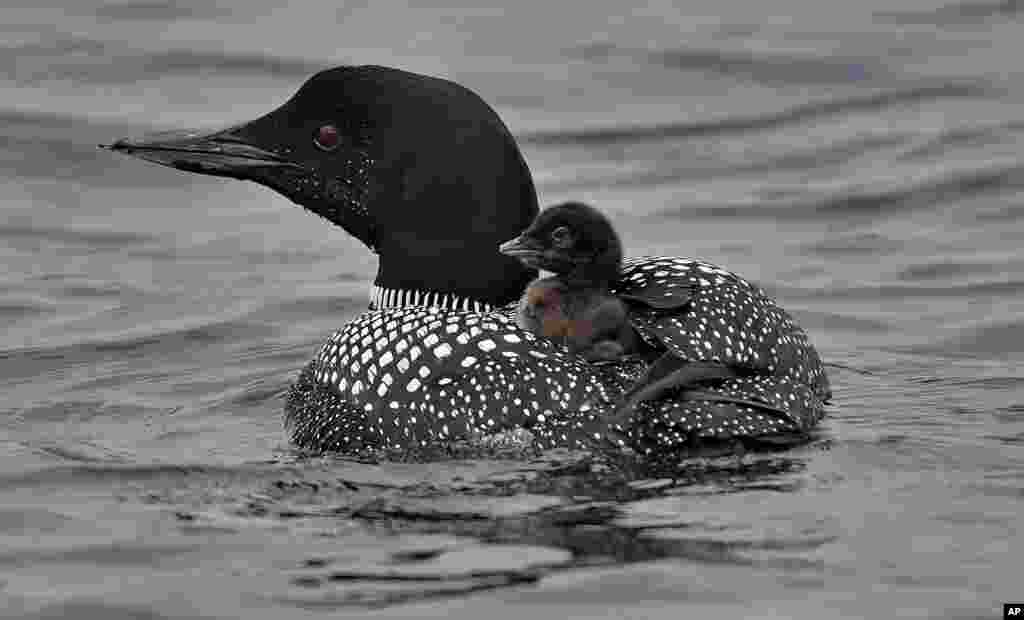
[[607, 357, 743, 429]]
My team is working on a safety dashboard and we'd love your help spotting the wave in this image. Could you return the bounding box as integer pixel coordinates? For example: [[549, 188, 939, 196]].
[[0, 317, 278, 382], [660, 161, 1024, 219], [898, 122, 1024, 161], [0, 462, 276, 490], [788, 277, 1024, 300], [93, 0, 226, 22], [922, 318, 1024, 357], [876, 0, 1024, 25], [536, 132, 915, 194], [0, 108, 169, 185], [2, 35, 332, 86], [787, 309, 891, 333], [803, 232, 906, 256], [137, 47, 333, 79], [0, 300, 58, 319], [898, 260, 1002, 282], [575, 42, 883, 85], [0, 108, 98, 131], [0, 223, 156, 248], [519, 82, 992, 147]]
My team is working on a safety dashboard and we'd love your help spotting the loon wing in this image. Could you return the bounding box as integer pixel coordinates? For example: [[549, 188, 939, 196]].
[[613, 266, 697, 311], [626, 376, 827, 451], [613, 257, 829, 393]]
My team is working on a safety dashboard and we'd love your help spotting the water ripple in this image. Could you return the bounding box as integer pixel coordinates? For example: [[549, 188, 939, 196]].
[[577, 42, 884, 85], [669, 161, 1024, 219], [520, 83, 992, 147], [2, 35, 332, 85], [93, 0, 226, 21], [877, 0, 1024, 25]]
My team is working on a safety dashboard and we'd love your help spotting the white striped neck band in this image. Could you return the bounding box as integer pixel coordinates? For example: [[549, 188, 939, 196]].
[[369, 285, 495, 312]]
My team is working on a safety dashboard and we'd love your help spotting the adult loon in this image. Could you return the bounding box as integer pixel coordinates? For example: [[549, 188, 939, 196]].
[[502, 201, 641, 363], [107, 65, 831, 457]]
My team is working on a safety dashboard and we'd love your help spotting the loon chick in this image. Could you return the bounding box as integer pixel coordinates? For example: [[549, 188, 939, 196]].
[[516, 277, 635, 362], [500, 201, 640, 363], [502, 201, 743, 420], [106, 65, 831, 457]]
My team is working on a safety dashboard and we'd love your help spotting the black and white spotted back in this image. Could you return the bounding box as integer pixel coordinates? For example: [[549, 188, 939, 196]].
[[285, 257, 830, 456]]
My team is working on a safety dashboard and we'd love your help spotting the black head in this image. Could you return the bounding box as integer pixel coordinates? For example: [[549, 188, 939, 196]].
[[106, 66, 538, 307], [499, 201, 623, 286]]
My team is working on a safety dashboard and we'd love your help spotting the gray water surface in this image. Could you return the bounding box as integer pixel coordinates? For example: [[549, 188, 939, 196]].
[[2, 1, 1022, 618]]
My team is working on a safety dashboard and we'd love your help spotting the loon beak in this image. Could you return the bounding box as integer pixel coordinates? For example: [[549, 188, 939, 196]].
[[103, 120, 379, 253], [500, 235, 579, 274], [101, 125, 303, 179], [499, 235, 544, 261]]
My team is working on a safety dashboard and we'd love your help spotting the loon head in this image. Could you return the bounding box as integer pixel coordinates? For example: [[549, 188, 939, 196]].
[[107, 65, 539, 309], [499, 201, 622, 287]]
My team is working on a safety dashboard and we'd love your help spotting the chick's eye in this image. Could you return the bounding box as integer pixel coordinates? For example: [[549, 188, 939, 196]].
[[550, 226, 571, 244], [314, 124, 341, 151]]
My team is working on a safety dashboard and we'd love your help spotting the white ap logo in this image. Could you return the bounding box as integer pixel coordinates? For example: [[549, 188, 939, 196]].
[[1009, 607, 1022, 617]]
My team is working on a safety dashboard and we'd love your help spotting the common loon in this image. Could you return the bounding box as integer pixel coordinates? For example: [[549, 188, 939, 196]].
[[501, 201, 642, 363], [107, 65, 831, 457]]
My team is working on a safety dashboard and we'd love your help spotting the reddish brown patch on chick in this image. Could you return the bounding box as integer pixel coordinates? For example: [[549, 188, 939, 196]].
[[519, 277, 640, 362], [522, 280, 572, 340]]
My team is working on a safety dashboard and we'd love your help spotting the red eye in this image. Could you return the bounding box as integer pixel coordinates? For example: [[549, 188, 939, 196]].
[[314, 124, 341, 151]]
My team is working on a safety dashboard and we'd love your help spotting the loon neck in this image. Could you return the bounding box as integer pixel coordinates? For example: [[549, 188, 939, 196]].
[[369, 285, 496, 312], [562, 269, 616, 291]]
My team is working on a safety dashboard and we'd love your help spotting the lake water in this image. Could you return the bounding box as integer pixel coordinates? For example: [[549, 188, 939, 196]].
[[2, 1, 1022, 617]]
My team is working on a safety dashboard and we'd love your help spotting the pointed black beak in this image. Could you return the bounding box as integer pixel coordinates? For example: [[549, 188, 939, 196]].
[[101, 125, 304, 179], [498, 235, 543, 261], [500, 234, 555, 273]]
